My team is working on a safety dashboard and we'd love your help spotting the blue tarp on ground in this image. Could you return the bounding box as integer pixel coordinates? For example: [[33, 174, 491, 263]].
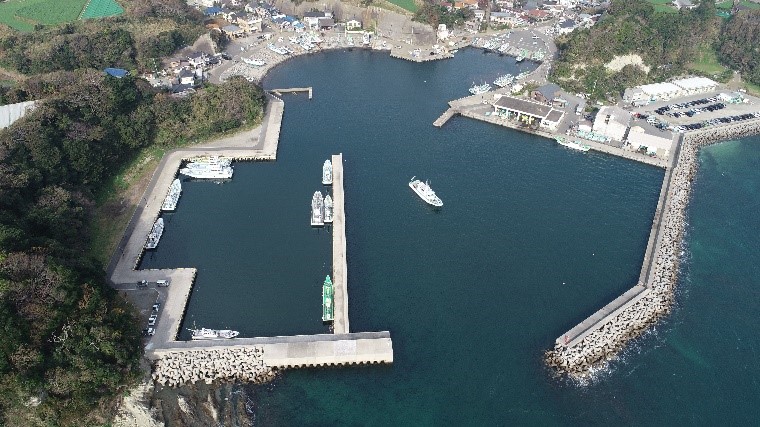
[[205, 6, 223, 15], [104, 68, 128, 78]]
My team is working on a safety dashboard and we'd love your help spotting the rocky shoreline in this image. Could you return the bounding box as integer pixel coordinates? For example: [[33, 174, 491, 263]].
[[152, 347, 276, 387], [545, 119, 760, 378]]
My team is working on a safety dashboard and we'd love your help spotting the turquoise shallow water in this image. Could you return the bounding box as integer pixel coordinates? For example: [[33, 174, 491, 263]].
[[144, 49, 760, 423]]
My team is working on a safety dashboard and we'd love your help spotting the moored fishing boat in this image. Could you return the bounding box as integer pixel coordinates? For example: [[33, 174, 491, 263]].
[[324, 195, 334, 223], [188, 328, 239, 340], [145, 218, 164, 249], [555, 136, 591, 152], [322, 159, 333, 185], [322, 275, 334, 322], [469, 82, 491, 95], [161, 179, 182, 212], [311, 191, 324, 226]]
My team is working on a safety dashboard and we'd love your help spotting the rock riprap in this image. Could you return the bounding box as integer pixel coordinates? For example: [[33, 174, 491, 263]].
[[152, 347, 275, 387]]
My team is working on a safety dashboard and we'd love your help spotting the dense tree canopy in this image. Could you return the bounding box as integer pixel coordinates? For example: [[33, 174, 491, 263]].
[[718, 9, 760, 86], [550, 0, 720, 100], [0, 68, 265, 424]]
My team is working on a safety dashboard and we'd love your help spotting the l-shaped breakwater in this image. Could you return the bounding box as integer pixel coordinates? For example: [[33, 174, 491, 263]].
[[545, 119, 760, 377]]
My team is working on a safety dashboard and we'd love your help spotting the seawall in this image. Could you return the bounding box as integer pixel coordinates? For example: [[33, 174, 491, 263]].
[[545, 119, 760, 378]]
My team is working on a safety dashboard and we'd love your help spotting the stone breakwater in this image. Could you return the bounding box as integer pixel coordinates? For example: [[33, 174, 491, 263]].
[[152, 347, 276, 388], [545, 120, 760, 378]]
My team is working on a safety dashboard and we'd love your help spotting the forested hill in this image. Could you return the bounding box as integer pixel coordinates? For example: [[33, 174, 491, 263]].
[[0, 68, 266, 425], [0, 1, 269, 424], [719, 9, 760, 86], [550, 0, 720, 100]]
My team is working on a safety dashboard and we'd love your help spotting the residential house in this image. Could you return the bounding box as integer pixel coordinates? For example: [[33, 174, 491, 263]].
[[221, 24, 245, 37], [532, 83, 561, 104], [318, 17, 335, 30], [473, 9, 485, 21], [303, 11, 332, 29], [237, 15, 262, 32], [187, 51, 207, 68], [556, 19, 576, 34], [178, 69, 196, 86], [524, 9, 550, 21], [346, 19, 362, 30]]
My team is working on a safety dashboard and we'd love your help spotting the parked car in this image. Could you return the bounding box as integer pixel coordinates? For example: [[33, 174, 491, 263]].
[[143, 327, 155, 336], [137, 280, 148, 288], [152, 303, 161, 311], [148, 314, 157, 326], [157, 279, 170, 287]]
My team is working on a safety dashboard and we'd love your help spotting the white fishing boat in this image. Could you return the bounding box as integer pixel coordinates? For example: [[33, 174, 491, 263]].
[[242, 57, 266, 67], [161, 179, 182, 212], [189, 328, 239, 340], [493, 74, 514, 88], [324, 194, 334, 223], [409, 177, 443, 207], [322, 159, 333, 185], [311, 191, 324, 226], [515, 55, 524, 62], [555, 136, 591, 152], [179, 157, 233, 179], [145, 218, 164, 249], [469, 82, 491, 95]]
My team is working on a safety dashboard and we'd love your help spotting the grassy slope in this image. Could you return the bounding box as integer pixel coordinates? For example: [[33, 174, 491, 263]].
[[690, 43, 729, 75], [387, 0, 419, 13]]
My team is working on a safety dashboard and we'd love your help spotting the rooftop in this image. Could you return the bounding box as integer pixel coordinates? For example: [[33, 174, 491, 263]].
[[493, 95, 554, 118]]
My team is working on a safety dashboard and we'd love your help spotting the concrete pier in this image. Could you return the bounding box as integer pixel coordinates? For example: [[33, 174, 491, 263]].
[[433, 107, 458, 127], [148, 331, 393, 367], [332, 153, 349, 334], [270, 87, 313, 100]]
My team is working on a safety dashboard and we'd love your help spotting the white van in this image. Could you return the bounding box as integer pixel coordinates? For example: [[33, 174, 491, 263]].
[[156, 279, 170, 287]]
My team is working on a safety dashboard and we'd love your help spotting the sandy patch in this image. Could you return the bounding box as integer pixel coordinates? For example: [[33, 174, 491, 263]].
[[605, 54, 651, 73]]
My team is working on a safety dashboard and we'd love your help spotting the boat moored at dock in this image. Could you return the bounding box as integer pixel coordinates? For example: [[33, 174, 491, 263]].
[[469, 82, 491, 95], [145, 218, 164, 249], [322, 275, 334, 322], [324, 194, 334, 223], [161, 179, 182, 212], [179, 157, 233, 179], [555, 136, 591, 152], [323, 159, 333, 185], [409, 177, 443, 207], [311, 191, 324, 226], [189, 328, 240, 340]]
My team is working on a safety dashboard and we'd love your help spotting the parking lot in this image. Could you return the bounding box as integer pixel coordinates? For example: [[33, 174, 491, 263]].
[[631, 91, 760, 133]]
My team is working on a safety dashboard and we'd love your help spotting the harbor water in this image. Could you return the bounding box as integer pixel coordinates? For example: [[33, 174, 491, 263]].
[[143, 49, 760, 423]]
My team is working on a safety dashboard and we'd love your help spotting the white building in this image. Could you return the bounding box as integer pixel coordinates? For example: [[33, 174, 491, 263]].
[[628, 126, 673, 157], [0, 100, 36, 129], [592, 106, 631, 141], [346, 19, 362, 30], [437, 24, 449, 40], [672, 76, 718, 95]]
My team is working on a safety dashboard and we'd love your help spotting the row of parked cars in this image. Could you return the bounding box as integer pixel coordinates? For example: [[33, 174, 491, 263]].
[[672, 112, 760, 133], [654, 96, 720, 115], [142, 302, 161, 336]]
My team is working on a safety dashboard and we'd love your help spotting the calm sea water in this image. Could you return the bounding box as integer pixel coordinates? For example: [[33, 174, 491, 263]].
[[143, 49, 760, 423]]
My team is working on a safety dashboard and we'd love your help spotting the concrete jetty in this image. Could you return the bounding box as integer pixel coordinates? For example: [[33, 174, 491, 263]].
[[271, 87, 313, 99], [546, 119, 760, 377], [332, 153, 349, 334], [434, 107, 459, 127], [148, 332, 393, 387]]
